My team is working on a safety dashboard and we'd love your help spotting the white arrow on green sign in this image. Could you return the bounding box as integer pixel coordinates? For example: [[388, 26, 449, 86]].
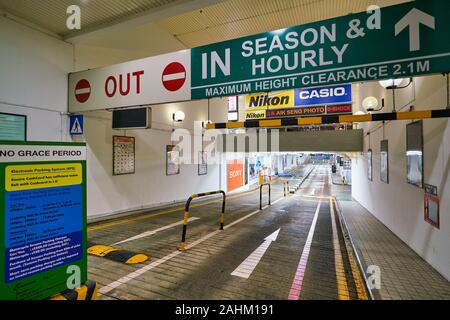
[[191, 0, 450, 100]]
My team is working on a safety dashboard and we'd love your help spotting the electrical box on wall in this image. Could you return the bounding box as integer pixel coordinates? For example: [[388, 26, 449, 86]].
[[112, 107, 152, 130]]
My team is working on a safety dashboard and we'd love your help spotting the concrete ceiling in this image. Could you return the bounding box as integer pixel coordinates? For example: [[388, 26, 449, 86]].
[[0, 0, 411, 56], [0, 0, 181, 36], [156, 0, 411, 48]]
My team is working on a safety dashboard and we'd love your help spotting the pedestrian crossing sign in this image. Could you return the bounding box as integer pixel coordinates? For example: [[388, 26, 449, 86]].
[[70, 115, 84, 135]]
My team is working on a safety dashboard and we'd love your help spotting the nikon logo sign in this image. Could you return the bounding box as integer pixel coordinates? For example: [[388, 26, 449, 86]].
[[246, 91, 294, 110], [249, 94, 290, 108], [245, 110, 267, 120]]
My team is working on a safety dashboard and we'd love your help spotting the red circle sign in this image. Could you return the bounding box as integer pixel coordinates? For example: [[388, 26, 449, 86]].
[[75, 79, 91, 103], [162, 62, 186, 92]]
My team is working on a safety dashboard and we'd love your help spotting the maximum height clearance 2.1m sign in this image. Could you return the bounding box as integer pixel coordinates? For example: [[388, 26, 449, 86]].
[[191, 0, 450, 99], [0, 141, 87, 300]]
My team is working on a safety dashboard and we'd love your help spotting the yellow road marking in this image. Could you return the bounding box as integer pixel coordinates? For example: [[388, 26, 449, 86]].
[[329, 197, 350, 300], [88, 180, 281, 232], [332, 197, 369, 300]]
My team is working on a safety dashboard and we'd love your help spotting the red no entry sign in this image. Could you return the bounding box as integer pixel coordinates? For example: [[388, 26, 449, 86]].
[[162, 62, 186, 92], [75, 79, 91, 103]]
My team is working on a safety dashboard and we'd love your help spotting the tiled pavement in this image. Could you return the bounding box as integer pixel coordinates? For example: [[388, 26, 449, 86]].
[[341, 201, 450, 300]]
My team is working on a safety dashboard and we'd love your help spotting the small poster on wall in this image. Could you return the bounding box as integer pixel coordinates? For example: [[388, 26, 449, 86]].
[[198, 151, 207, 176], [367, 149, 373, 181], [424, 184, 439, 229], [380, 140, 389, 184], [406, 121, 424, 188], [0, 112, 27, 141], [166, 145, 180, 176], [113, 136, 135, 175]]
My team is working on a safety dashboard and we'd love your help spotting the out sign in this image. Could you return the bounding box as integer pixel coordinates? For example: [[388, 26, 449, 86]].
[[105, 70, 145, 98]]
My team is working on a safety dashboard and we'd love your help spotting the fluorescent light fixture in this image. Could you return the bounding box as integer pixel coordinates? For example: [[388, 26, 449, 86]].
[[271, 28, 287, 34], [228, 112, 238, 121], [407, 150, 423, 156], [379, 78, 405, 88]]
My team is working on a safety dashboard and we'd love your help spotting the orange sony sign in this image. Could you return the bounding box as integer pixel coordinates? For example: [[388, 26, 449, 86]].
[[228, 159, 244, 192]]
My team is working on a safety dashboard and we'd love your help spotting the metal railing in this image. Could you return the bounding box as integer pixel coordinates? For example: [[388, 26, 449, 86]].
[[178, 190, 226, 252], [259, 183, 271, 210]]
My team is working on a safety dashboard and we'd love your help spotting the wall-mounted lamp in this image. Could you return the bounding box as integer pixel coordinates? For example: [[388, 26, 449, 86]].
[[362, 96, 379, 112], [173, 111, 185, 122]]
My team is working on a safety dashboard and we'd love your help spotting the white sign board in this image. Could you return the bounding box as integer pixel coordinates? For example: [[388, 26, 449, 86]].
[[69, 50, 191, 112]]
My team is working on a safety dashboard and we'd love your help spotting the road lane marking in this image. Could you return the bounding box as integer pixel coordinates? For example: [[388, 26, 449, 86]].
[[112, 217, 200, 246], [288, 199, 322, 300], [231, 229, 280, 279], [329, 197, 350, 300], [99, 198, 286, 295]]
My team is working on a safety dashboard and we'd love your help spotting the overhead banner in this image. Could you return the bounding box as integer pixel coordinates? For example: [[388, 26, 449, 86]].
[[68, 0, 450, 111], [0, 141, 87, 300], [191, 0, 450, 99], [69, 50, 191, 112]]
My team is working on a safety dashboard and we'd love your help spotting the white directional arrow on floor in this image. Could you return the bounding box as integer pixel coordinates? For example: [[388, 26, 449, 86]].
[[395, 8, 435, 52], [231, 229, 280, 279], [112, 217, 200, 246]]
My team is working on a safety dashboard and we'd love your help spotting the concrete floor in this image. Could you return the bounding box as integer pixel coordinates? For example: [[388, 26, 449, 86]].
[[86, 164, 450, 300], [87, 165, 368, 300]]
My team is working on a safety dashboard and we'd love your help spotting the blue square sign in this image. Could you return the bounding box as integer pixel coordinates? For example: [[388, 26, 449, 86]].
[[69, 115, 84, 135]]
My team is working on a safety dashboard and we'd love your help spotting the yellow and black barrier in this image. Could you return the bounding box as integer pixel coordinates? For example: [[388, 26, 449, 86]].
[[260, 183, 271, 210], [49, 280, 98, 300], [179, 190, 226, 252], [205, 108, 450, 130], [87, 243, 149, 264]]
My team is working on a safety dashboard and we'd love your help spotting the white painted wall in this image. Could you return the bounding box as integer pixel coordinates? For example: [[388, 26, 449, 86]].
[[0, 15, 231, 220], [0, 16, 73, 141], [352, 74, 450, 280], [79, 98, 228, 218]]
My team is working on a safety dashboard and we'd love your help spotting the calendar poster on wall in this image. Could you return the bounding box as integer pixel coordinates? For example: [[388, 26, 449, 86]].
[[113, 136, 136, 175]]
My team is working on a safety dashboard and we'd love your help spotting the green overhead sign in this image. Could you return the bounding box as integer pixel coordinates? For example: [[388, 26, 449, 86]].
[[191, 0, 450, 99]]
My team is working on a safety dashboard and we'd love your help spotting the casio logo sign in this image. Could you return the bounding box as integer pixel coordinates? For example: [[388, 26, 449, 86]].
[[299, 87, 347, 100]]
